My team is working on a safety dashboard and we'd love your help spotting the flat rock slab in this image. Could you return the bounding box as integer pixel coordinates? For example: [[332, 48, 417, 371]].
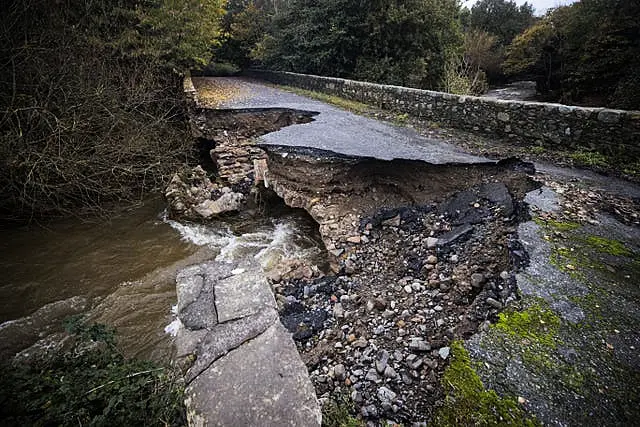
[[186, 322, 322, 427], [175, 260, 320, 426], [215, 268, 276, 323]]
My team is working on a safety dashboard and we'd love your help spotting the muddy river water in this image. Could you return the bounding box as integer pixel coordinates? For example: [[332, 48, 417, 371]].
[[0, 199, 323, 362]]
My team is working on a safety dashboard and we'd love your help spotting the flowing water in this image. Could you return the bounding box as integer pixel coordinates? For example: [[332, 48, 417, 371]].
[[0, 199, 324, 362]]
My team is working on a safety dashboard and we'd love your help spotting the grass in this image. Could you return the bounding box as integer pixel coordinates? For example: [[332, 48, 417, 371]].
[[281, 86, 375, 115]]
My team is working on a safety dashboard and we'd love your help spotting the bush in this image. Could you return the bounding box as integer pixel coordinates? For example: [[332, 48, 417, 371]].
[[0, 317, 185, 426], [0, 0, 225, 220]]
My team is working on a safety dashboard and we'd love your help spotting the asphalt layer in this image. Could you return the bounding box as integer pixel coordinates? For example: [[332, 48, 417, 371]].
[[199, 77, 490, 164]]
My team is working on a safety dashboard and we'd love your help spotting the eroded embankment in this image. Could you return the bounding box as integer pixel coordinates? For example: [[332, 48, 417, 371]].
[[173, 102, 544, 424], [176, 98, 640, 426], [256, 145, 541, 423]]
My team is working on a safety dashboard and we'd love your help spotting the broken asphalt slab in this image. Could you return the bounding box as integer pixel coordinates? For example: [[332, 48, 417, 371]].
[[192, 77, 492, 164]]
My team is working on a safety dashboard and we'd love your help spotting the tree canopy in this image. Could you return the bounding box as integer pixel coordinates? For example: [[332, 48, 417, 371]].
[[504, 0, 640, 108]]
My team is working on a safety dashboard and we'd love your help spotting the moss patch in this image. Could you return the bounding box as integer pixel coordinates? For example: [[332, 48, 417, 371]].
[[569, 150, 610, 169], [533, 217, 581, 232], [584, 236, 631, 257], [494, 305, 561, 348], [280, 86, 374, 115], [434, 341, 540, 427], [322, 394, 363, 427]]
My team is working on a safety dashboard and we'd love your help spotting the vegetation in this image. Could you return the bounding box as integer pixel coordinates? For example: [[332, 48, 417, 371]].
[[0, 0, 226, 220], [434, 341, 539, 426], [0, 317, 185, 426], [504, 0, 640, 108], [494, 304, 561, 348], [322, 394, 363, 427]]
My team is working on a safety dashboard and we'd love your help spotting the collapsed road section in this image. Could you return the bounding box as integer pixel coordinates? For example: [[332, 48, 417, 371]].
[[168, 76, 640, 426]]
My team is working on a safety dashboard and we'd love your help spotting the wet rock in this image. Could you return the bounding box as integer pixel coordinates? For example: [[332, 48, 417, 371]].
[[486, 297, 503, 309], [193, 192, 245, 218]]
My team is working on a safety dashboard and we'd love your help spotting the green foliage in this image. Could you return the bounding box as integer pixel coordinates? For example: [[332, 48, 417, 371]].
[[504, 0, 640, 109], [220, 0, 463, 91], [0, 319, 185, 426], [469, 0, 536, 46], [353, 0, 463, 90], [0, 0, 226, 219], [435, 341, 540, 426], [322, 394, 363, 427], [141, 0, 227, 69]]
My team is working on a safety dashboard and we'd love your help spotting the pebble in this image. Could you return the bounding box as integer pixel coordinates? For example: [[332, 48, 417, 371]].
[[404, 285, 413, 294], [365, 369, 379, 382], [426, 255, 438, 264], [333, 303, 344, 318], [362, 405, 378, 418], [500, 271, 510, 280], [384, 366, 398, 379], [377, 386, 397, 402], [438, 347, 451, 360], [353, 337, 368, 348], [366, 300, 375, 312], [406, 355, 423, 370], [334, 363, 346, 380], [426, 237, 439, 248], [409, 338, 431, 352], [486, 297, 503, 309], [471, 273, 485, 287]]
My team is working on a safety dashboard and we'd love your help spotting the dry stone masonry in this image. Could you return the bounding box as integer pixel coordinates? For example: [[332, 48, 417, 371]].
[[247, 70, 640, 159]]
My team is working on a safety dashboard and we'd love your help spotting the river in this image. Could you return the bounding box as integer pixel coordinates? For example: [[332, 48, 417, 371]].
[[0, 199, 324, 362]]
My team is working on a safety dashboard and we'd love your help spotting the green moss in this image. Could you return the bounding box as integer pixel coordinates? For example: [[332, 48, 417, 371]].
[[569, 150, 610, 168], [533, 217, 581, 232], [584, 236, 631, 257], [434, 341, 540, 427], [494, 305, 561, 348], [322, 394, 363, 427], [529, 145, 546, 155], [280, 86, 374, 115]]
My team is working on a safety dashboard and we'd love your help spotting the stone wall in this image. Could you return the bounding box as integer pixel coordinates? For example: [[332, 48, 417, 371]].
[[246, 70, 640, 159]]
